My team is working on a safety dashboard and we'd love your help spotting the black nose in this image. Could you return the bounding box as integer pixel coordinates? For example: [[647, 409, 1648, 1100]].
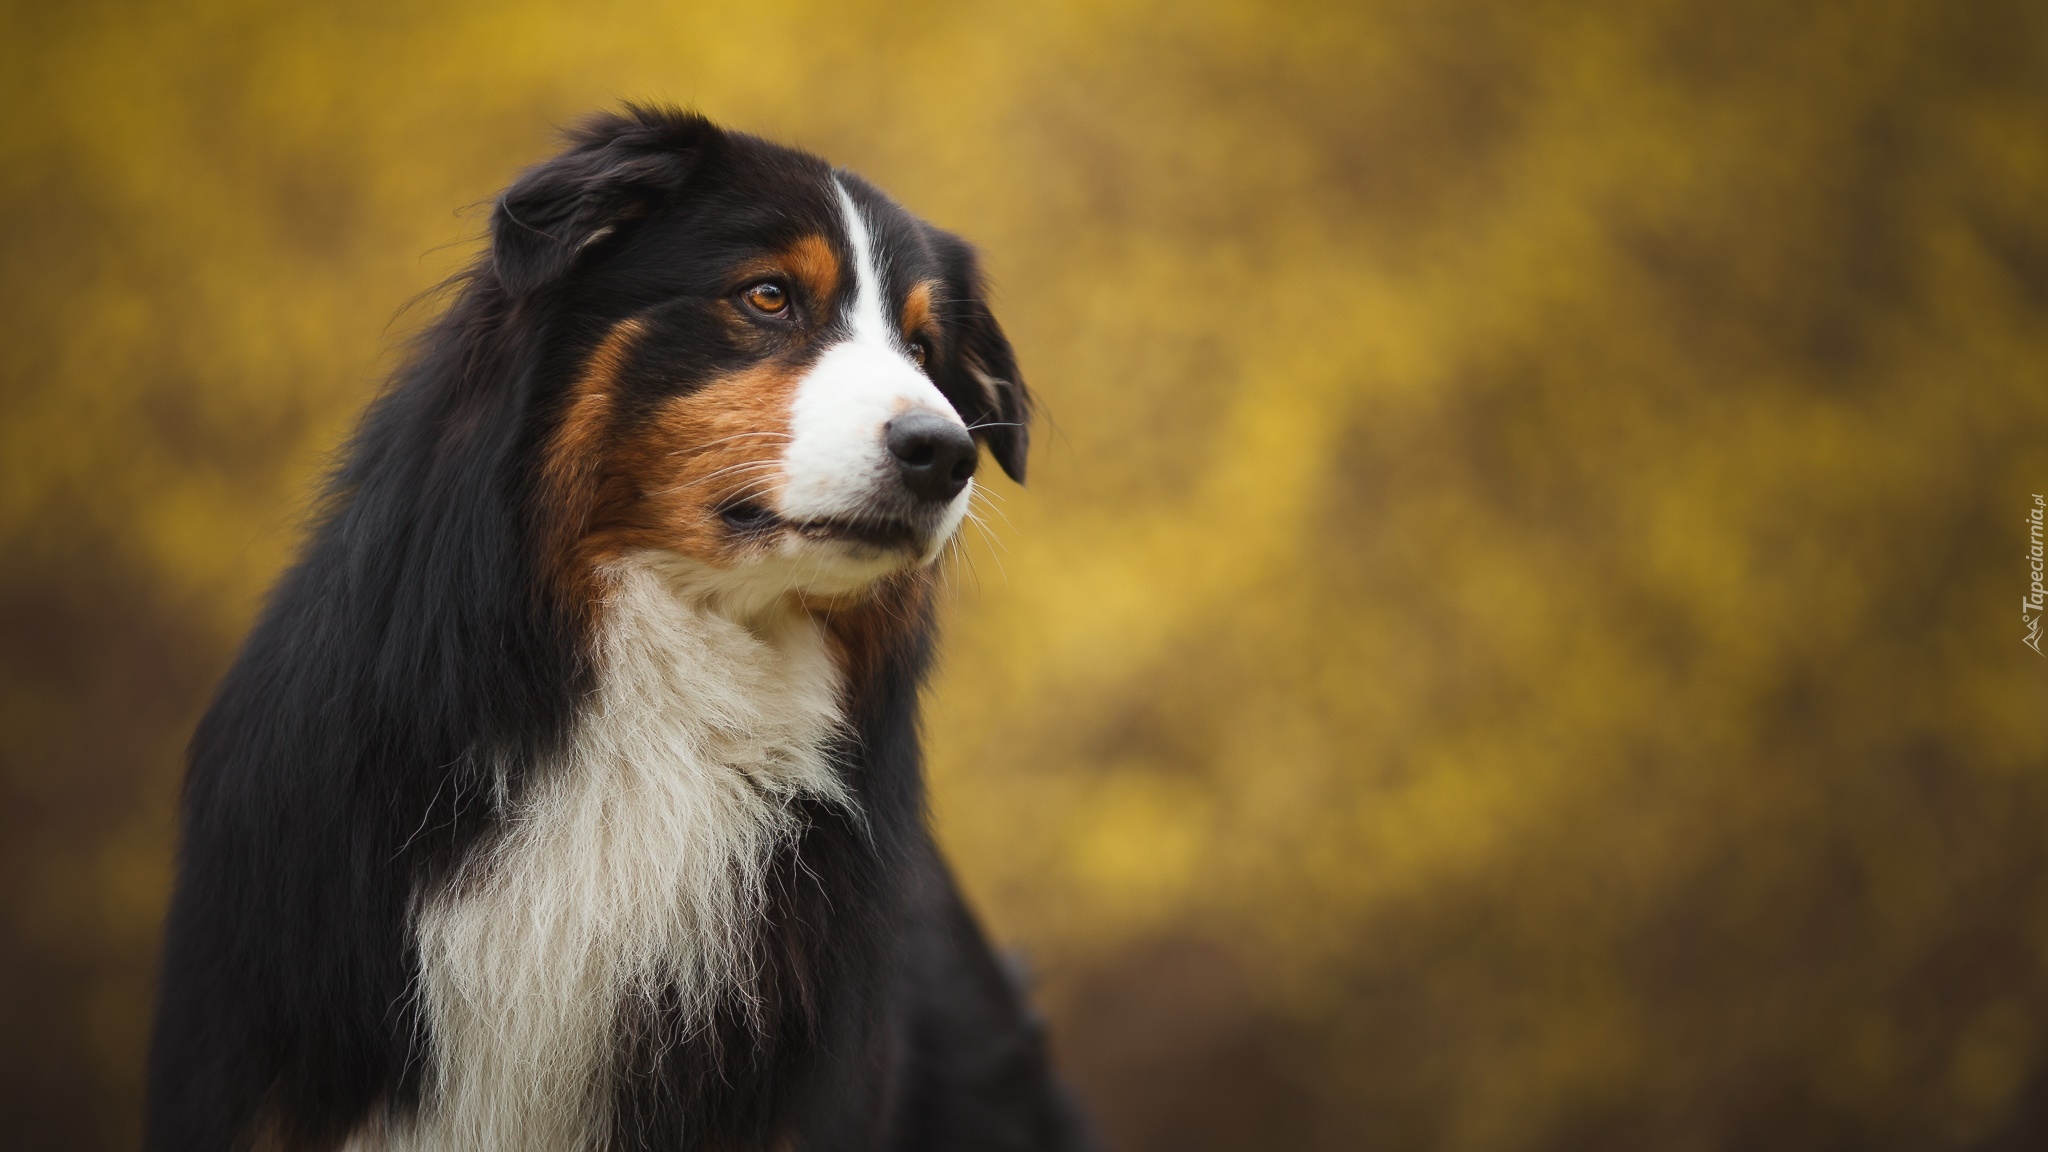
[[885, 410, 978, 503]]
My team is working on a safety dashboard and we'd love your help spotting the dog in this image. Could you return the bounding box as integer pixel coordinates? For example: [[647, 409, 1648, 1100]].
[[147, 106, 1090, 1152]]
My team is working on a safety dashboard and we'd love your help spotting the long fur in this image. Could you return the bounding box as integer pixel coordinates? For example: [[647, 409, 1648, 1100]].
[[147, 107, 1087, 1152], [387, 556, 850, 1151]]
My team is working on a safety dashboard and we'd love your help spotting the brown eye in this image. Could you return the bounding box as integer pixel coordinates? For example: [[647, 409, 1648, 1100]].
[[907, 340, 928, 368], [744, 282, 788, 315]]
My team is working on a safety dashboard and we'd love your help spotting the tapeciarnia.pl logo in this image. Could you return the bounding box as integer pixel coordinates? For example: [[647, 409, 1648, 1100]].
[[2027, 494, 2046, 656]]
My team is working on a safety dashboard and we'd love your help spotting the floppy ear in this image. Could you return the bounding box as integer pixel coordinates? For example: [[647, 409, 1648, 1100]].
[[490, 106, 722, 298], [928, 230, 1033, 483]]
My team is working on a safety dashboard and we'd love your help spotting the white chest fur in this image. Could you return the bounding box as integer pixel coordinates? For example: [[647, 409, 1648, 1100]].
[[353, 555, 849, 1152]]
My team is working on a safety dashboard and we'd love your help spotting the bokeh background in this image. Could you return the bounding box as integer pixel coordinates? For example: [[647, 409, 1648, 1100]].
[[5, 1, 2048, 1148]]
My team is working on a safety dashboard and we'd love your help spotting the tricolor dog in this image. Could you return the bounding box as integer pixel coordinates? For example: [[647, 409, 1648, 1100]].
[[148, 107, 1089, 1152]]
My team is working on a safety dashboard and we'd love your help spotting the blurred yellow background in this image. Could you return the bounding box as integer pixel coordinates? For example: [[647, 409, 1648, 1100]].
[[5, 1, 2048, 1148]]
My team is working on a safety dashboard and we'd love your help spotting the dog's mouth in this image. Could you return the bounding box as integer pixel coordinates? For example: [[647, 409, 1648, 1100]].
[[718, 500, 925, 554]]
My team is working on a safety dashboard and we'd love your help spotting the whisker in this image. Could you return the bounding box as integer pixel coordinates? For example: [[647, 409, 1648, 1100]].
[[663, 431, 794, 459], [649, 473, 785, 507], [933, 532, 965, 598], [969, 486, 1019, 530], [716, 478, 784, 506], [642, 461, 785, 499], [676, 430, 794, 449], [691, 460, 785, 485], [957, 532, 986, 594], [960, 509, 1008, 583], [969, 489, 1017, 542], [932, 538, 954, 596]]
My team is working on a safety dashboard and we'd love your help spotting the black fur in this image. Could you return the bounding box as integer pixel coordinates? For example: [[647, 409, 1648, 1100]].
[[148, 107, 1082, 1152]]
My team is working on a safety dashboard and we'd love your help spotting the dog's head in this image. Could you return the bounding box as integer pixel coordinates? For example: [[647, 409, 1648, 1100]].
[[497, 108, 1028, 609]]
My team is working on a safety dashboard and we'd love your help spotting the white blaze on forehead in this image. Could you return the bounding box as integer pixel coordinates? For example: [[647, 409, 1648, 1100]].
[[836, 180, 898, 347], [774, 179, 973, 543]]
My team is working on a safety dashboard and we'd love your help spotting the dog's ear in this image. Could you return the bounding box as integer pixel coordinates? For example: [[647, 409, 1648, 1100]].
[[490, 107, 722, 298], [928, 230, 1033, 483]]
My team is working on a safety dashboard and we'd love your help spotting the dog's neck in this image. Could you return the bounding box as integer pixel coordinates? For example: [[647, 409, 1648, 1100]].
[[370, 553, 853, 1152]]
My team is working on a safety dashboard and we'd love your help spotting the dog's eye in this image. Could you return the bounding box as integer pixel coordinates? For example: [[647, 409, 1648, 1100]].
[[907, 340, 928, 368], [743, 282, 788, 315]]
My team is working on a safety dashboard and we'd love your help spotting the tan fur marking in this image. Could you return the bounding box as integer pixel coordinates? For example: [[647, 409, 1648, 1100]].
[[571, 360, 808, 573], [783, 234, 842, 309], [546, 318, 644, 497], [900, 280, 938, 343], [542, 318, 647, 620]]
